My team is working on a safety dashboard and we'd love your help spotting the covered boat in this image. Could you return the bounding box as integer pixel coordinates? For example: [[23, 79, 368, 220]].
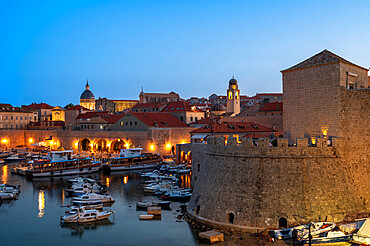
[[102, 148, 162, 172], [25, 150, 101, 178]]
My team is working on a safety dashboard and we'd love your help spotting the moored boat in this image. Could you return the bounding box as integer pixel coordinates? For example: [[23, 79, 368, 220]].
[[102, 148, 162, 172], [352, 218, 370, 245], [72, 193, 114, 204], [300, 231, 352, 245], [60, 206, 114, 223], [24, 150, 101, 178]]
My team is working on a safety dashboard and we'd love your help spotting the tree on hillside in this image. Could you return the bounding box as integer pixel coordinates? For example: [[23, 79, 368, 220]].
[[64, 103, 74, 109]]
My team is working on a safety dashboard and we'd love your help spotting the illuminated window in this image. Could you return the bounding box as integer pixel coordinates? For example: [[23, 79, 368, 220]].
[[228, 91, 233, 99], [235, 91, 239, 99]]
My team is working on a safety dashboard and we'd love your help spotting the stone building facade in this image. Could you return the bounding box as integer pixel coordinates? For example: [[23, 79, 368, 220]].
[[282, 49, 368, 143], [187, 50, 369, 231]]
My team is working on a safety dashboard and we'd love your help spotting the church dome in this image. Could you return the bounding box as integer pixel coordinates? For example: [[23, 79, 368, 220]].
[[229, 77, 237, 86], [211, 103, 226, 112], [80, 80, 95, 100], [80, 90, 95, 99]]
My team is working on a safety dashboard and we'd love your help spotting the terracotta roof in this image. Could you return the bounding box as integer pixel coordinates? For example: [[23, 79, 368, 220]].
[[190, 117, 214, 125], [282, 49, 368, 72], [76, 111, 109, 119], [259, 102, 283, 112], [97, 114, 124, 124], [23, 103, 53, 110], [191, 121, 275, 134], [0, 103, 13, 108], [161, 101, 202, 112], [256, 93, 283, 97], [129, 112, 189, 128], [66, 105, 90, 111]]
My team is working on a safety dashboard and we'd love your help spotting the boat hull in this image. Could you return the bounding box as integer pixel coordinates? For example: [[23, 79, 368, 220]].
[[26, 166, 100, 178], [300, 235, 352, 245], [61, 212, 113, 223], [103, 162, 161, 172]]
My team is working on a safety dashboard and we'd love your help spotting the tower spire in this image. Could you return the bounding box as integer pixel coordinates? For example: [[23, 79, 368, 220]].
[[86, 79, 90, 90]]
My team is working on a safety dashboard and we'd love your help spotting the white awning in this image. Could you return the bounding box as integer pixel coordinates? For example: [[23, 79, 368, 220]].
[[191, 134, 208, 139]]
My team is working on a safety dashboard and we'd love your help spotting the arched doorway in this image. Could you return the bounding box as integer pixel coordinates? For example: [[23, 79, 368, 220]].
[[94, 139, 108, 152], [81, 138, 91, 152], [228, 213, 234, 224], [279, 217, 287, 228], [180, 151, 186, 163], [195, 205, 200, 215], [111, 139, 125, 153], [187, 151, 192, 164]]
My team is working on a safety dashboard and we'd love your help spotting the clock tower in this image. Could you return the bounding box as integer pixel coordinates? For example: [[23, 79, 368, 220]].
[[226, 76, 240, 116]]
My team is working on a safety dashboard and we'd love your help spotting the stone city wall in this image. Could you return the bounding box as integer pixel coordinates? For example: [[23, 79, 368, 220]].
[[188, 136, 369, 231], [0, 128, 192, 155]]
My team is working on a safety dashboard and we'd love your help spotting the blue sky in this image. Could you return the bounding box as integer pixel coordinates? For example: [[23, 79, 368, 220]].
[[1, 0, 369, 107]]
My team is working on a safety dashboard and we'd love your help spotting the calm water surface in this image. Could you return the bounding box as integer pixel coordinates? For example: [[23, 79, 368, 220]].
[[0, 163, 203, 246]]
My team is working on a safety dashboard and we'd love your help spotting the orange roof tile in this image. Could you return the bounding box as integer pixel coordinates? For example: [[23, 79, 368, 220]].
[[191, 121, 275, 134], [258, 102, 283, 112], [129, 112, 189, 128], [161, 101, 202, 112], [66, 105, 90, 111], [23, 103, 53, 110]]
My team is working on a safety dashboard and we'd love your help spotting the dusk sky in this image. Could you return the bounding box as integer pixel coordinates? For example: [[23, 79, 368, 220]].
[[1, 0, 369, 107]]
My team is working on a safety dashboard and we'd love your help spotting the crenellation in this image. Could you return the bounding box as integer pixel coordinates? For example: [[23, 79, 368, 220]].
[[277, 138, 288, 147], [296, 138, 308, 147], [257, 138, 269, 147], [227, 137, 238, 146]]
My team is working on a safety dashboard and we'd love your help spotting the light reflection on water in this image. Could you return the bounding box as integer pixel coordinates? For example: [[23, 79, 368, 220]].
[[38, 189, 45, 217], [1, 165, 8, 183], [0, 164, 199, 246]]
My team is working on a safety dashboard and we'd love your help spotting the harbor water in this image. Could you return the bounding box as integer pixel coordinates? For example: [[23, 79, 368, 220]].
[[0, 163, 203, 246]]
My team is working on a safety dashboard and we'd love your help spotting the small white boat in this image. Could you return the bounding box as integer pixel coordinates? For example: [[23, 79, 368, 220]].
[[272, 222, 336, 240], [0, 159, 5, 164], [72, 193, 114, 204], [60, 207, 114, 223], [352, 218, 370, 245], [65, 204, 104, 214], [300, 231, 352, 245], [0, 191, 17, 200]]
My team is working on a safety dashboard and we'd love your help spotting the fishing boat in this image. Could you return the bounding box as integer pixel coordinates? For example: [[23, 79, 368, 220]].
[[161, 190, 192, 202], [60, 206, 114, 223], [72, 193, 114, 205], [65, 204, 104, 214], [102, 148, 162, 172], [136, 200, 171, 210], [0, 184, 21, 196], [24, 150, 101, 178], [272, 222, 336, 240], [300, 231, 352, 245]]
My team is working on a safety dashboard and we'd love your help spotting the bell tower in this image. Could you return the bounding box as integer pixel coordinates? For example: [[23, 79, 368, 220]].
[[226, 76, 240, 116]]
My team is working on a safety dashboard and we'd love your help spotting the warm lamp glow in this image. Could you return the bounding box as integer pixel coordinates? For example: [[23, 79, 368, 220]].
[[28, 138, 33, 143], [311, 137, 316, 145], [166, 143, 171, 150], [150, 144, 155, 151], [49, 141, 54, 145], [321, 126, 328, 137], [123, 176, 128, 184], [74, 142, 78, 148], [1, 139, 8, 144], [125, 143, 130, 149]]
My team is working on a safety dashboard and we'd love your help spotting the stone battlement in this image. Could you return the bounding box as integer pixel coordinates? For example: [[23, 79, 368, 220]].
[[205, 136, 343, 158]]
